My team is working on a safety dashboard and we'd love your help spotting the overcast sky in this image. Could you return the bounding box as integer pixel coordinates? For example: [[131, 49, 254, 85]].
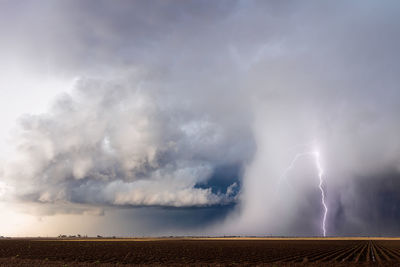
[[1, 0, 400, 237]]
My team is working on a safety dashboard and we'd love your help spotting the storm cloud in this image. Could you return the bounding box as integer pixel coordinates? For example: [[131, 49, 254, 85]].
[[1, 0, 400, 236]]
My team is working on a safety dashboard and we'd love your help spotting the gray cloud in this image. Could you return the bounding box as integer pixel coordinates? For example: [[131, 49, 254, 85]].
[[1, 0, 400, 236]]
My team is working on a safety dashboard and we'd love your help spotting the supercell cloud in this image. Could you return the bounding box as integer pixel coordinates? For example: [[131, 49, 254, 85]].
[[6, 77, 249, 208], [1, 0, 400, 236]]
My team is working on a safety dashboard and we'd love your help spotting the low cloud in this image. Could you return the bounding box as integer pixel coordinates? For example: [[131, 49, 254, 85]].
[[3, 74, 252, 209]]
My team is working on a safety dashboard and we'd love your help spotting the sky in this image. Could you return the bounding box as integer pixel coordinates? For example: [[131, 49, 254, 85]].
[[1, 0, 400, 237]]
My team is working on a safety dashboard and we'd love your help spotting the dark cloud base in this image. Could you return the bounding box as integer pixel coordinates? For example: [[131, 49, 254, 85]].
[[195, 163, 243, 196], [118, 204, 237, 234]]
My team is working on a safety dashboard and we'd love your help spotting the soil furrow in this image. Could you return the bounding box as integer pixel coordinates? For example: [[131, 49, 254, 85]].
[[369, 241, 376, 262], [308, 246, 353, 262], [272, 248, 330, 263], [374, 242, 392, 261], [354, 243, 368, 262], [377, 243, 400, 261], [339, 242, 366, 262], [331, 243, 364, 262], [371, 241, 383, 262], [318, 245, 358, 262], [381, 246, 400, 260]]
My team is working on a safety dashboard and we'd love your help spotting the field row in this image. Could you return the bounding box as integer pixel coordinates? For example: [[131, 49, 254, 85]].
[[1, 239, 400, 265], [270, 240, 400, 263]]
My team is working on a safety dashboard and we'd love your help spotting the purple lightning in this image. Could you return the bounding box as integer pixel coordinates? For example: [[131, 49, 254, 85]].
[[278, 149, 328, 237]]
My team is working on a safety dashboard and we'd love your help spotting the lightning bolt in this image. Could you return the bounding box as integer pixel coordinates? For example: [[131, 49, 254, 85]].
[[278, 148, 328, 237], [314, 150, 328, 237]]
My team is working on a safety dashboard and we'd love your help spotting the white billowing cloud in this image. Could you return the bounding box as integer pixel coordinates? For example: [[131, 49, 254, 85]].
[[2, 71, 251, 208]]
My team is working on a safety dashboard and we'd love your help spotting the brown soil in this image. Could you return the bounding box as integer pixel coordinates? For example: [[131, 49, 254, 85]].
[[0, 238, 400, 266]]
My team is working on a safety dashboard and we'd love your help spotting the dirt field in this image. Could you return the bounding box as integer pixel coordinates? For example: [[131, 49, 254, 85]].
[[1, 238, 400, 266]]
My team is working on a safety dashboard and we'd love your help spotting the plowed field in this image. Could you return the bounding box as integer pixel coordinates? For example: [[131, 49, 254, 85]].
[[1, 238, 400, 266]]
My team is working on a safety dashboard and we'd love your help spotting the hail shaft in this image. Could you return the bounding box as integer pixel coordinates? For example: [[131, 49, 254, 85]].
[[279, 150, 328, 237]]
